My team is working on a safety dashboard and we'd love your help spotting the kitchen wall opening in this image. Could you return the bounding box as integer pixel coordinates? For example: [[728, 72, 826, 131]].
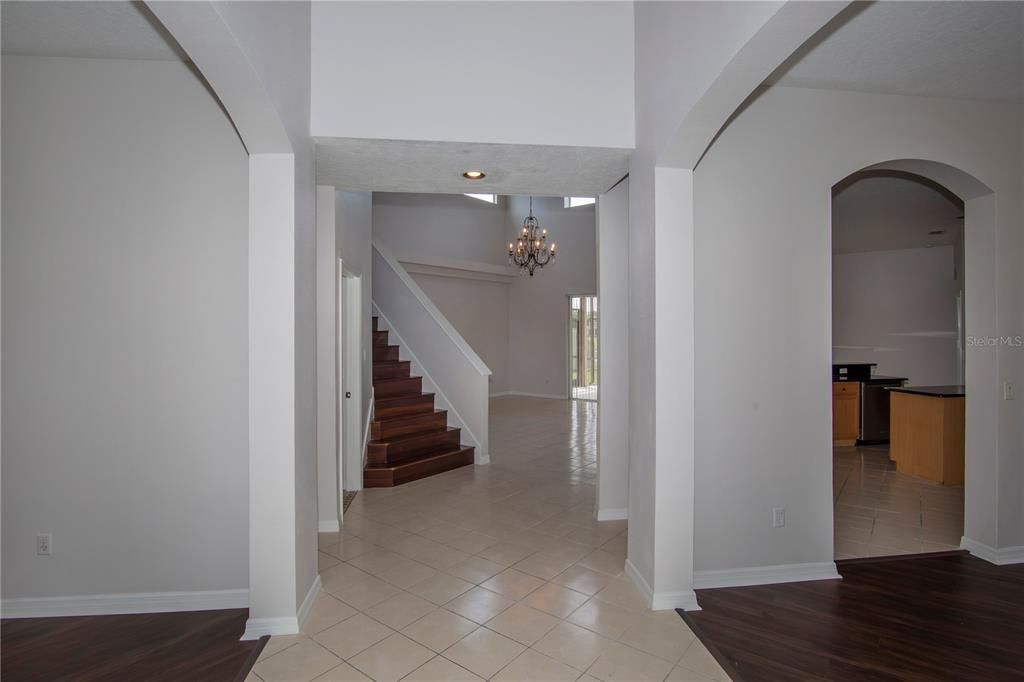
[[831, 169, 965, 560], [569, 295, 598, 401]]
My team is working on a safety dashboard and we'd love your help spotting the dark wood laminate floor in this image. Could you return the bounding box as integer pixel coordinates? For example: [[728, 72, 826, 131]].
[[681, 552, 1024, 682], [1, 608, 264, 681]]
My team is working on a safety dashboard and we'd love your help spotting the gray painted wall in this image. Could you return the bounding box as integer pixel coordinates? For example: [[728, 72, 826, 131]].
[[2, 56, 249, 598], [833, 246, 959, 386]]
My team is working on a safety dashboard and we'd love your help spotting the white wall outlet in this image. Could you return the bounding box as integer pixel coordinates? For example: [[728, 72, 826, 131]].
[[1004, 382, 1015, 401], [772, 507, 786, 528], [37, 534, 52, 556]]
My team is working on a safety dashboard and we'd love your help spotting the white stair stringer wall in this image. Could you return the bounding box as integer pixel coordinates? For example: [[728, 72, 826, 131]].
[[372, 243, 491, 464]]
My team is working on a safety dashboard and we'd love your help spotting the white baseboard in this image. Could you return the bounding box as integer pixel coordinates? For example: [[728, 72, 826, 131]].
[[361, 387, 374, 478], [624, 558, 701, 612], [297, 574, 322, 632], [242, 575, 321, 641], [1, 588, 248, 619], [596, 508, 628, 521], [490, 391, 568, 400], [961, 537, 1024, 565], [318, 520, 340, 533], [693, 561, 840, 589], [242, 616, 298, 640], [652, 589, 701, 611]]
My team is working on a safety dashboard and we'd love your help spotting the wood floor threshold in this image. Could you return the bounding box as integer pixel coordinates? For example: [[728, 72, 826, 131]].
[[834, 548, 967, 565], [676, 608, 746, 682], [232, 635, 268, 682]]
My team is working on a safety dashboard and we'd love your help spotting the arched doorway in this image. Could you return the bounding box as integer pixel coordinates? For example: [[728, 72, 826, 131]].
[[828, 159, 996, 562]]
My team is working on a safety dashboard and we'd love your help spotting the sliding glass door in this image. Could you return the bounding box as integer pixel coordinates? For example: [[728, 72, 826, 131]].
[[569, 295, 598, 401]]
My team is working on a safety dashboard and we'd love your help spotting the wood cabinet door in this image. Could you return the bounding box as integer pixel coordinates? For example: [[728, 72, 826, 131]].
[[832, 382, 860, 443]]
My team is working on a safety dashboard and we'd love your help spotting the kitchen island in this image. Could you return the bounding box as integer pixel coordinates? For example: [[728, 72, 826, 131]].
[[888, 385, 965, 485]]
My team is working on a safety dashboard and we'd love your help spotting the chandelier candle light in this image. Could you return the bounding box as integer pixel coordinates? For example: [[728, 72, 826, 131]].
[[508, 196, 557, 276]]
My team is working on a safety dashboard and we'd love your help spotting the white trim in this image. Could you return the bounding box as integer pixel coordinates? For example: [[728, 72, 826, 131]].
[[961, 537, 1024, 565], [652, 589, 701, 611], [693, 561, 841, 589], [489, 391, 568, 400], [242, 573, 321, 641], [2, 589, 248, 619], [374, 305, 488, 463], [296, 574, 322, 632], [342, 273, 365, 493], [597, 508, 628, 521], [373, 242, 492, 376], [624, 559, 701, 612], [624, 559, 653, 604], [397, 254, 517, 284], [361, 386, 374, 474], [242, 616, 298, 640], [318, 520, 340, 533]]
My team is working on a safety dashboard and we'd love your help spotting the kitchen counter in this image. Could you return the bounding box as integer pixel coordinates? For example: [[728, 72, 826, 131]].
[[889, 385, 965, 398], [890, 387, 965, 485], [864, 375, 909, 384]]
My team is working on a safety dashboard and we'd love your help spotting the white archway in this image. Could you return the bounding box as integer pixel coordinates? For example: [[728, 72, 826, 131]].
[[829, 158, 997, 559], [146, 1, 303, 638]]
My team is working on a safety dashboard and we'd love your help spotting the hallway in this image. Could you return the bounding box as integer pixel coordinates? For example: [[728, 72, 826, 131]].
[[251, 397, 728, 681]]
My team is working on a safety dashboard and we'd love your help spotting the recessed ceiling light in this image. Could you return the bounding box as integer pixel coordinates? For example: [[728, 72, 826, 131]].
[[462, 170, 486, 180]]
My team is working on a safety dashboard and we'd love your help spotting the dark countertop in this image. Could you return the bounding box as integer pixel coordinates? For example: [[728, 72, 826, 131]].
[[888, 385, 966, 398], [864, 375, 908, 384]]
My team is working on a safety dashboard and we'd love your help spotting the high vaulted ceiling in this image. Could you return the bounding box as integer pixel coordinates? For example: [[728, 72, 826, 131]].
[[832, 173, 964, 255], [772, 1, 1024, 102], [1, 1, 184, 62]]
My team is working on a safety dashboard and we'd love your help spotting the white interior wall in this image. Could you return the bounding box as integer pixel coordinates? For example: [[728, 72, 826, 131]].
[[212, 0, 319, 611], [596, 180, 630, 520], [316, 187, 339, 531], [506, 196, 597, 398], [2, 56, 249, 602], [336, 191, 374, 437], [373, 193, 508, 266], [310, 2, 634, 149], [412, 274, 510, 396], [627, 0, 785, 591], [833, 246, 959, 386], [692, 85, 1023, 576]]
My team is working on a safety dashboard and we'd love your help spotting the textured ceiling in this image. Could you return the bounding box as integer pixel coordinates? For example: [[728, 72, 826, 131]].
[[2, 1, 184, 62], [315, 138, 630, 196], [772, 1, 1024, 102], [832, 173, 963, 255]]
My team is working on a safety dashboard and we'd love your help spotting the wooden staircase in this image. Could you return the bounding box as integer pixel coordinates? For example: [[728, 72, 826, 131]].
[[365, 316, 475, 487]]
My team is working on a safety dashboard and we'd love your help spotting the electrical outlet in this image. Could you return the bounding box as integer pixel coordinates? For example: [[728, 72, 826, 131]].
[[37, 534, 52, 556], [772, 507, 786, 528], [1004, 382, 1015, 401]]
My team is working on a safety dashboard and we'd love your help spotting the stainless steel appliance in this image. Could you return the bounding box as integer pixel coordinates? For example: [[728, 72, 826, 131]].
[[860, 378, 906, 443]]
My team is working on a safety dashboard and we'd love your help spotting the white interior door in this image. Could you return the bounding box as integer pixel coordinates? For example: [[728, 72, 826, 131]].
[[337, 264, 347, 514], [340, 269, 364, 492]]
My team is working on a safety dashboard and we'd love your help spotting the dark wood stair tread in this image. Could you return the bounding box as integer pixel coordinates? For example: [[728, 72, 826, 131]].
[[367, 427, 462, 466], [366, 315, 472, 487], [375, 408, 446, 424], [364, 447, 475, 487], [370, 425, 459, 447], [375, 392, 434, 405]]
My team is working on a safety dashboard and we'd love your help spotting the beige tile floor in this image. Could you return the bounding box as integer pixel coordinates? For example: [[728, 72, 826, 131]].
[[833, 445, 964, 559], [249, 396, 730, 682]]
